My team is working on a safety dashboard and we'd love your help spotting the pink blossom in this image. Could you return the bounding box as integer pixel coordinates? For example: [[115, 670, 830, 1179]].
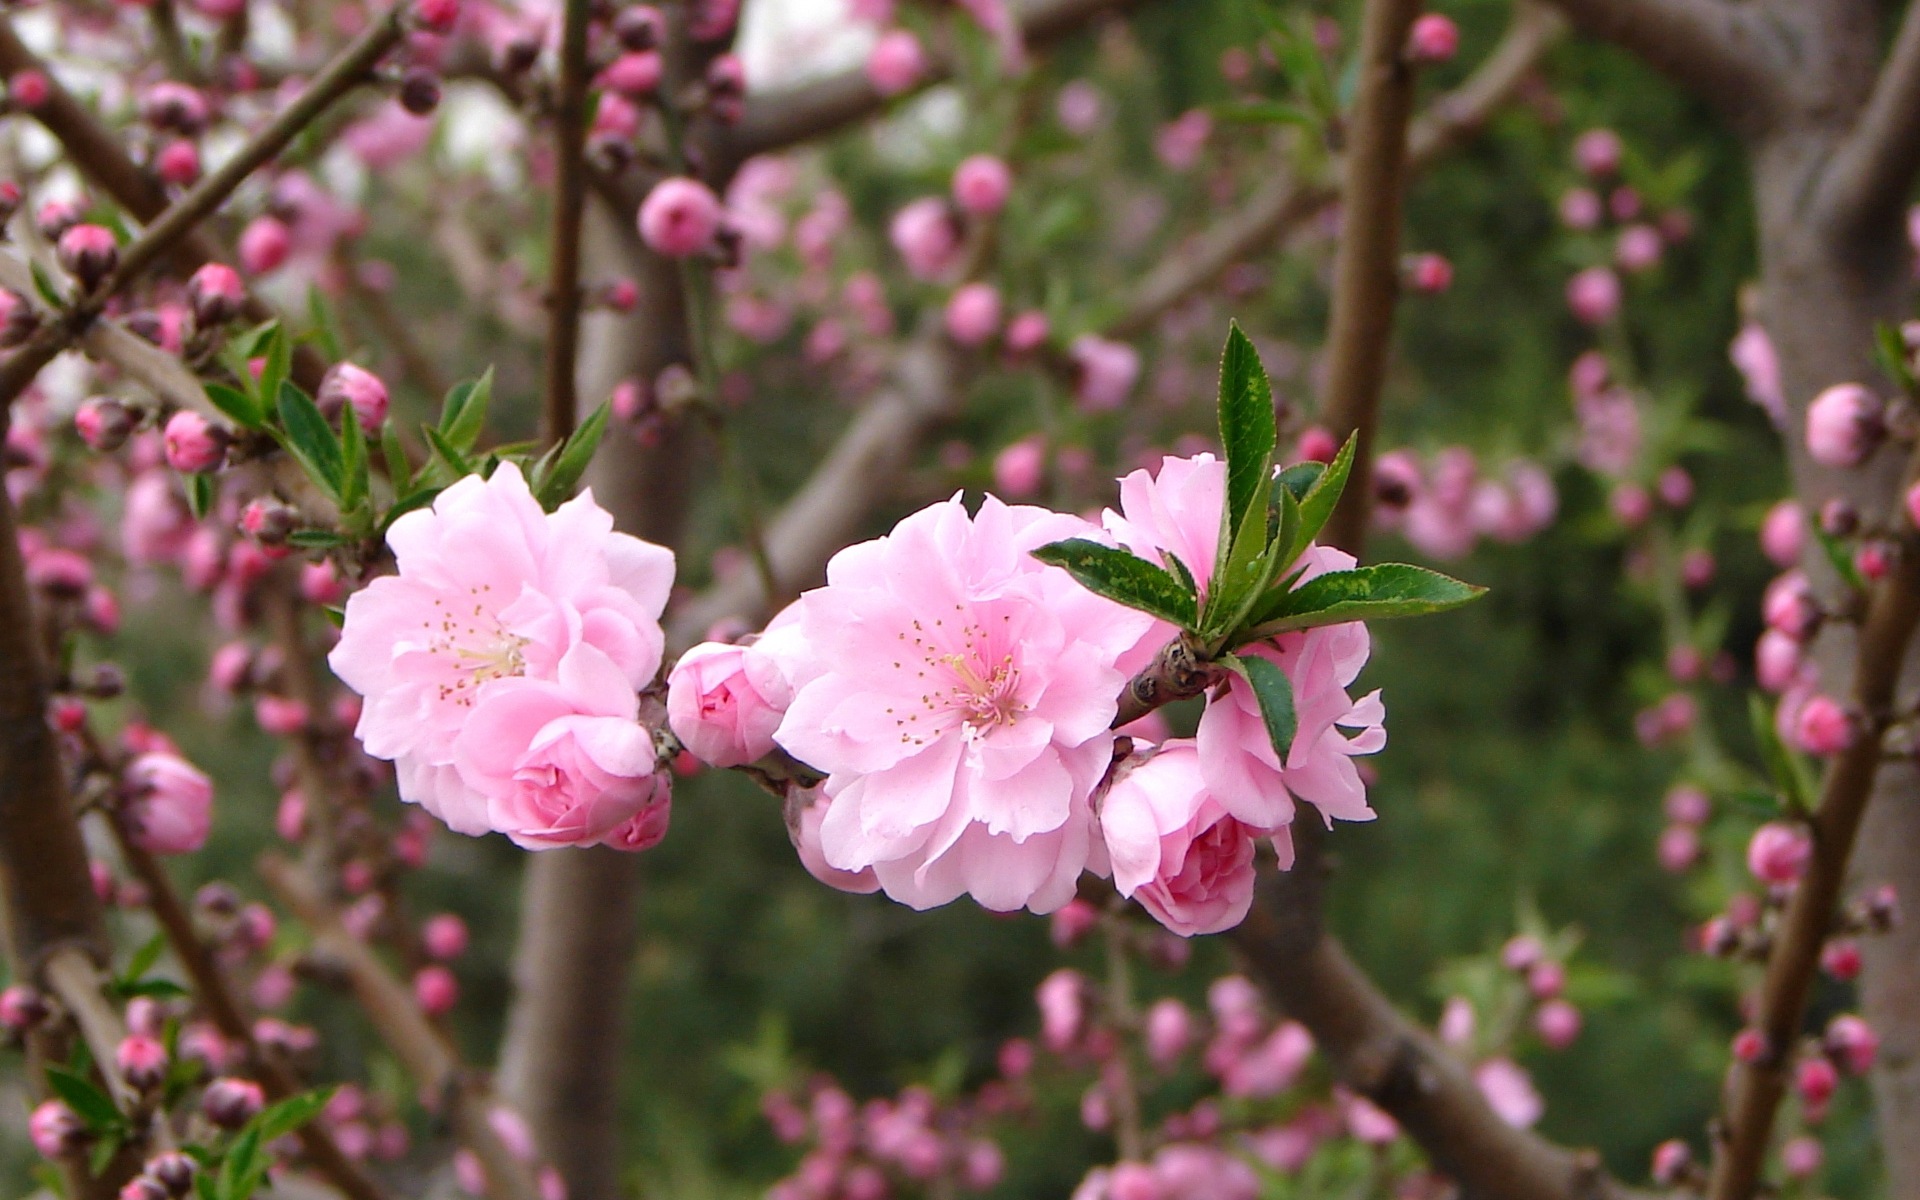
[[1037, 968, 1086, 1052], [1150, 1143, 1260, 1200], [1614, 223, 1662, 272], [1805, 383, 1885, 467], [1404, 13, 1458, 63], [163, 410, 227, 473], [889, 197, 962, 281], [1144, 998, 1193, 1067], [638, 177, 723, 257], [1006, 310, 1050, 354], [1101, 742, 1258, 936], [1222, 1020, 1312, 1097], [318, 363, 390, 428], [29, 1099, 82, 1158], [1794, 694, 1853, 754], [1070, 334, 1140, 411], [328, 464, 675, 847], [866, 30, 926, 96], [1760, 499, 1805, 568], [1439, 996, 1475, 1046], [791, 787, 881, 894], [1573, 128, 1623, 177], [414, 965, 458, 1015], [1560, 188, 1602, 230], [1782, 1136, 1823, 1180], [1154, 110, 1211, 171], [952, 154, 1012, 216], [1748, 821, 1811, 885], [944, 282, 1002, 346], [764, 496, 1155, 913], [1057, 80, 1106, 135], [238, 216, 292, 275], [1566, 266, 1621, 326], [1651, 1140, 1691, 1185], [1730, 323, 1787, 427], [667, 639, 789, 768], [1763, 569, 1818, 641], [1102, 452, 1226, 588], [422, 913, 469, 960], [1657, 824, 1700, 873], [125, 752, 213, 855], [1535, 999, 1582, 1049], [1827, 1013, 1878, 1074], [992, 436, 1046, 498], [1474, 1057, 1544, 1127]]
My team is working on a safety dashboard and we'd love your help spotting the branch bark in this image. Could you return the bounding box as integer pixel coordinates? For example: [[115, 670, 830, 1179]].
[[1815, 0, 1920, 238], [540, 0, 591, 447], [1535, 0, 1784, 132]]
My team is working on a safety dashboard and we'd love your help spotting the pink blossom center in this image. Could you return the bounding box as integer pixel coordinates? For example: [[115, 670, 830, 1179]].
[[892, 612, 1027, 743], [425, 586, 530, 706]]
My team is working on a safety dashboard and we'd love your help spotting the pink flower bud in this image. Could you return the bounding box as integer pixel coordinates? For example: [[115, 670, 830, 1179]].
[[1755, 630, 1803, 695], [665, 641, 787, 768], [992, 436, 1045, 498], [238, 216, 291, 275], [952, 154, 1012, 216], [1560, 187, 1602, 230], [163, 410, 227, 473], [28, 548, 93, 598], [943, 282, 1001, 347], [1819, 938, 1862, 981], [1650, 1140, 1691, 1186], [76, 397, 137, 451], [1657, 824, 1700, 873], [29, 1099, 84, 1158], [254, 695, 309, 736], [423, 913, 469, 960], [1805, 383, 1885, 467], [155, 140, 201, 187], [1573, 128, 1623, 178], [414, 0, 460, 33], [9, 69, 49, 110], [187, 263, 245, 328], [1526, 959, 1565, 999], [866, 30, 926, 96], [614, 5, 662, 49], [1732, 1027, 1769, 1064], [1615, 224, 1663, 273], [1144, 998, 1193, 1068], [318, 363, 390, 428], [1763, 570, 1818, 641], [1827, 1013, 1878, 1074], [1049, 897, 1100, 948], [1005, 310, 1049, 354], [1782, 1135, 1823, 1180], [202, 1077, 265, 1128], [58, 224, 119, 290], [1664, 784, 1710, 826], [1794, 694, 1854, 755], [1501, 934, 1543, 971], [300, 560, 345, 606], [1037, 968, 1085, 1052], [116, 1033, 169, 1091], [1406, 251, 1453, 293], [141, 82, 209, 134], [125, 752, 213, 855], [0, 984, 47, 1031], [144, 1151, 196, 1197], [998, 1037, 1034, 1080], [602, 51, 661, 96], [413, 964, 459, 1016], [889, 197, 962, 280], [1797, 1055, 1838, 1107], [1405, 13, 1458, 63], [1748, 821, 1812, 885], [1761, 499, 1806, 567], [1566, 266, 1621, 326], [638, 177, 723, 258], [688, 0, 739, 41], [1534, 999, 1582, 1049], [1070, 334, 1140, 412], [1109, 1163, 1160, 1200]]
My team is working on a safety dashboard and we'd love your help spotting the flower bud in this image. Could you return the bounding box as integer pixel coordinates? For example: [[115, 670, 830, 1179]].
[[688, 0, 739, 41], [1761, 499, 1805, 566], [413, 0, 460, 34], [140, 82, 210, 135], [28, 548, 93, 599], [399, 69, 442, 116], [944, 282, 1001, 347], [144, 1151, 196, 1197], [414, 965, 458, 1016], [0, 288, 37, 347], [155, 140, 201, 187], [0, 984, 48, 1032], [613, 5, 662, 49], [162, 409, 228, 473], [317, 362, 390, 428], [75, 397, 137, 451], [238, 216, 292, 276], [422, 913, 469, 960], [1794, 694, 1855, 755], [1534, 998, 1582, 1049], [116, 1033, 169, 1091], [1566, 266, 1621, 326], [187, 263, 246, 327], [1782, 1136, 1823, 1180], [637, 177, 723, 258], [125, 752, 214, 855], [1797, 1055, 1838, 1107], [1405, 251, 1453, 294], [1822, 938, 1863, 981], [1650, 1139, 1691, 1186], [866, 29, 926, 96], [1573, 128, 1623, 178], [952, 154, 1012, 216], [1805, 383, 1885, 468], [1526, 959, 1565, 999], [1048, 898, 1100, 949], [201, 1076, 265, 1128], [9, 69, 50, 111], [1004, 310, 1049, 355], [602, 51, 661, 97], [1732, 1027, 1769, 1064], [705, 55, 745, 123], [1748, 820, 1812, 885], [1818, 496, 1859, 537], [57, 224, 118, 291], [1826, 1013, 1878, 1074], [1404, 13, 1459, 63], [28, 1099, 85, 1158], [1501, 934, 1543, 971], [238, 498, 296, 547]]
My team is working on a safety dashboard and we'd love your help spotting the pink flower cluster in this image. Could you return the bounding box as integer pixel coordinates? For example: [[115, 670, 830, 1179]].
[[669, 455, 1385, 935], [329, 463, 676, 850]]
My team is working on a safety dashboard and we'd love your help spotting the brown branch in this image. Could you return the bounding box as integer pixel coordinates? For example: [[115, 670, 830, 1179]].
[[541, 0, 591, 448], [1109, 1, 1560, 341], [43, 948, 138, 1110], [260, 854, 543, 1200], [1314, 0, 1423, 553], [706, 0, 1149, 174], [1709, 507, 1920, 1196], [1537, 0, 1783, 132], [113, 833, 390, 1200], [1815, 0, 1920, 238]]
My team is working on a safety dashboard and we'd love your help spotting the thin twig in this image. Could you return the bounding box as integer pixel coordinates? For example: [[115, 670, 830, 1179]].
[[540, 0, 591, 448]]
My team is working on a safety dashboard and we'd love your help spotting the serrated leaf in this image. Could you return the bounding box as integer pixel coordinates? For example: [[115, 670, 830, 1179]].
[[1244, 563, 1485, 638], [1217, 323, 1277, 560], [378, 487, 441, 533], [380, 424, 413, 494], [45, 1067, 122, 1131], [1748, 693, 1815, 814], [440, 368, 493, 452], [1273, 462, 1324, 502], [205, 383, 264, 429], [338, 403, 369, 512], [1228, 653, 1298, 765], [258, 326, 291, 411], [532, 402, 610, 510], [1031, 539, 1198, 627], [1291, 432, 1356, 555], [275, 381, 343, 502], [251, 1086, 333, 1142], [422, 424, 474, 480]]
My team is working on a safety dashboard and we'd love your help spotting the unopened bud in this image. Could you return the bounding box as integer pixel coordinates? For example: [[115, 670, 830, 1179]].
[[163, 410, 229, 473], [239, 498, 297, 547], [613, 5, 662, 49], [317, 362, 389, 428], [143, 1152, 196, 1198], [398, 68, 441, 115], [1806, 383, 1886, 468], [187, 263, 245, 327], [0, 984, 48, 1032], [201, 1076, 265, 1128], [57, 223, 119, 291], [1818, 497, 1858, 537], [0, 288, 39, 347], [116, 1033, 169, 1091]]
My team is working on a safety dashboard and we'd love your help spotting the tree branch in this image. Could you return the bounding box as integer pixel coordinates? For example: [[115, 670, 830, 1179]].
[[260, 854, 543, 1200], [706, 0, 1148, 173], [1815, 0, 1920, 238], [1537, 0, 1784, 131], [541, 0, 591, 447]]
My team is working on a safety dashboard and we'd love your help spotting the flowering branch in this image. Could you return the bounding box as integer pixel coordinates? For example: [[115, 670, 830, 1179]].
[[1814, 0, 1920, 239], [540, 0, 592, 448], [1709, 485, 1920, 1195], [258, 855, 545, 1200]]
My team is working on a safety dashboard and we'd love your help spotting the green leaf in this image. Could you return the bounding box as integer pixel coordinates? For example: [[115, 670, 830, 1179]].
[[439, 368, 493, 453], [1031, 539, 1198, 627], [532, 402, 610, 510], [1813, 526, 1865, 594], [1227, 653, 1298, 765], [186, 472, 216, 520], [120, 934, 166, 986], [305, 286, 343, 364], [1244, 563, 1485, 638], [29, 260, 63, 308], [422, 424, 475, 480], [338, 403, 369, 512], [1212, 100, 1319, 129], [1216, 323, 1277, 560], [88, 1135, 122, 1177], [45, 1067, 122, 1131], [378, 488, 442, 534], [218, 1127, 264, 1200], [286, 529, 347, 549], [1273, 462, 1324, 503], [1748, 693, 1815, 814], [275, 381, 343, 502], [117, 979, 190, 1000], [258, 325, 291, 411], [251, 1087, 334, 1142], [1290, 432, 1356, 555], [204, 383, 264, 429], [380, 424, 414, 494]]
